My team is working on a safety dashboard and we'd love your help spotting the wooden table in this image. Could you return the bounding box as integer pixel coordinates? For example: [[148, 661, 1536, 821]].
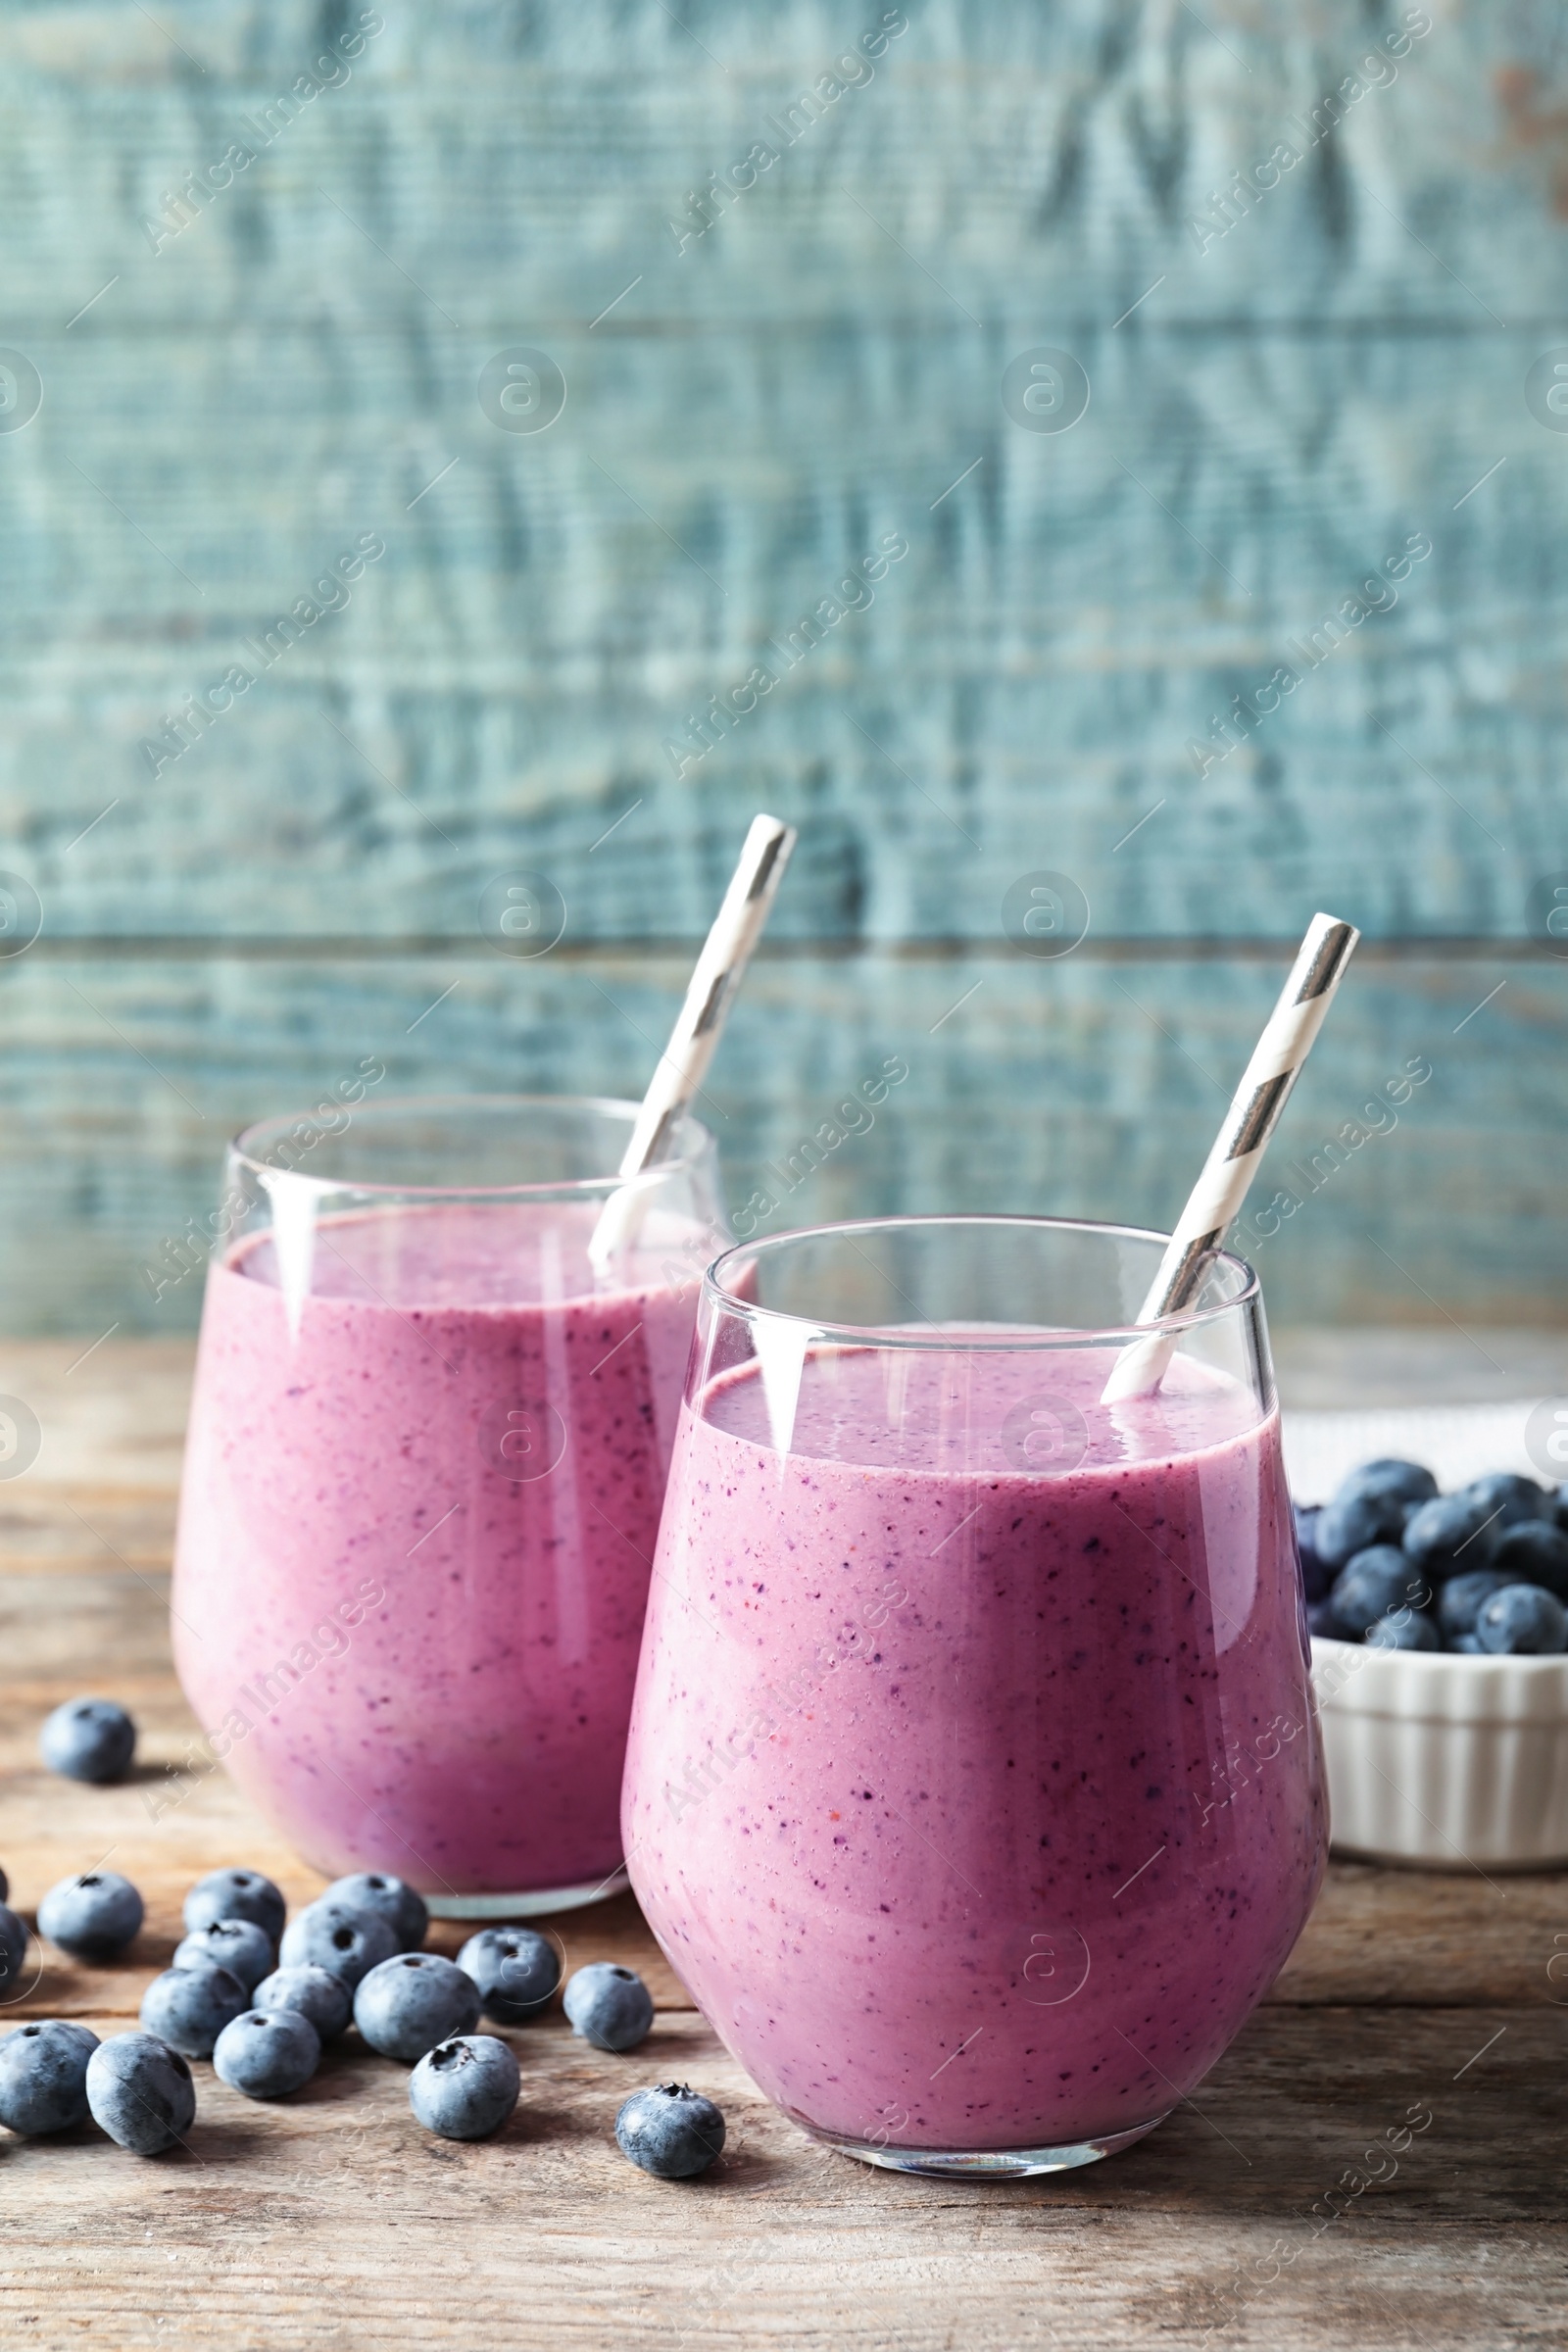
[[0, 1339, 1561, 2350]]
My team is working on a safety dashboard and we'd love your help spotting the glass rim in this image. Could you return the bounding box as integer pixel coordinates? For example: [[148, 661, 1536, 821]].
[[704, 1213, 1261, 1349], [229, 1091, 714, 1200]]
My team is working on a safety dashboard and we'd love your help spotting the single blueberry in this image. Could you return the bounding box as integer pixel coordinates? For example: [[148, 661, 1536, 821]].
[[182, 1868, 286, 1944], [0, 1901, 28, 1994], [615, 2082, 726, 2179], [1489, 1519, 1568, 1603], [354, 1953, 482, 2064], [1304, 1597, 1339, 1640], [564, 1963, 655, 2054], [37, 1870, 144, 1961], [278, 1898, 398, 1988], [1293, 1504, 1330, 1604], [0, 2019, 99, 2133], [173, 1918, 273, 1992], [213, 2008, 320, 2100], [1402, 1493, 1502, 1583], [1365, 1610, 1441, 1652], [253, 1963, 353, 2043], [139, 1963, 250, 2059], [1461, 1472, 1548, 1530], [319, 1873, 427, 1953], [457, 1927, 561, 2025], [1328, 1547, 1430, 1641], [1438, 1569, 1510, 1641], [85, 2032, 195, 2155], [1475, 1583, 1568, 1656], [409, 2034, 520, 2139], [1314, 1492, 1399, 1569], [38, 1696, 136, 1785], [1448, 1633, 1484, 1653], [1334, 1458, 1439, 1514]]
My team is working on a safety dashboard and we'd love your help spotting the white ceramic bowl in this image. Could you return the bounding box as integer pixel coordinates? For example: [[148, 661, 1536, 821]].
[[1311, 1636, 1568, 1869]]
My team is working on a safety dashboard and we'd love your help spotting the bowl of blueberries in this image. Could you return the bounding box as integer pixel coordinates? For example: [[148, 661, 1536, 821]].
[[1299, 1457, 1568, 1869]]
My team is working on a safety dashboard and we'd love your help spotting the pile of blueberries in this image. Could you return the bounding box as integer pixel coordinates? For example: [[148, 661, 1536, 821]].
[[0, 1697, 725, 2181], [1298, 1458, 1568, 1654]]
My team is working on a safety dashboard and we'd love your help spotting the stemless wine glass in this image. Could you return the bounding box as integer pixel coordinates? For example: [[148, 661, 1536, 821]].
[[172, 1095, 725, 1916], [623, 1214, 1326, 2176]]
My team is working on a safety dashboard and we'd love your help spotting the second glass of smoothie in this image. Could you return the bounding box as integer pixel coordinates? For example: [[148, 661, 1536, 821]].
[[172, 1095, 723, 1915]]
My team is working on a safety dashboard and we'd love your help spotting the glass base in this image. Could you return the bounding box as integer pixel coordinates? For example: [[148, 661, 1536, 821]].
[[801, 2110, 1169, 2178], [425, 1867, 629, 1921]]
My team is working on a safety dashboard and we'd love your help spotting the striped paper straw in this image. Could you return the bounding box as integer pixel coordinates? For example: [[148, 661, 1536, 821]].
[[1101, 910, 1360, 1402], [588, 812, 797, 1268]]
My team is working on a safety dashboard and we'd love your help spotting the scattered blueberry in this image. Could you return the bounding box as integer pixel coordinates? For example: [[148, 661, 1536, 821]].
[[564, 1963, 654, 2054], [1336, 1458, 1439, 1514], [1402, 1492, 1502, 1583], [37, 1871, 144, 1961], [320, 1873, 427, 1953], [139, 1964, 250, 2058], [1489, 1519, 1568, 1603], [1328, 1547, 1430, 1641], [213, 2008, 320, 2099], [457, 1927, 561, 2025], [85, 2032, 195, 2154], [1314, 1492, 1400, 1569], [0, 2020, 99, 2133], [173, 1918, 273, 1992], [614, 2082, 726, 2179], [1438, 1569, 1510, 1642], [354, 1953, 482, 2063], [38, 1696, 136, 1785], [0, 1902, 27, 1995], [1474, 1582, 1568, 1656], [182, 1868, 286, 1944], [1366, 1610, 1441, 1652], [1293, 1505, 1330, 1604], [409, 2034, 519, 2139], [278, 1898, 398, 1988], [253, 1963, 352, 2043]]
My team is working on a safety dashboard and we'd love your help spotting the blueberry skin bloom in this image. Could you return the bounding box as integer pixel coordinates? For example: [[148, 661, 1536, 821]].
[[253, 1963, 353, 2043], [1475, 1583, 1568, 1655], [38, 1696, 136, 1785], [86, 2033, 195, 2154], [37, 1871, 144, 1961], [1365, 1610, 1441, 1652], [615, 2083, 726, 2179], [0, 2019, 99, 2133], [1463, 1472, 1549, 1529], [320, 1873, 427, 1953], [564, 1963, 655, 2053], [0, 1902, 28, 1994], [457, 1927, 561, 2024], [1328, 1548, 1429, 1641], [1402, 1494, 1501, 1583], [140, 1964, 250, 2059], [1489, 1519, 1568, 1602], [1438, 1569, 1510, 1642], [279, 1899, 398, 1987], [213, 2009, 320, 2099], [182, 1868, 286, 1945], [409, 2034, 520, 2139], [354, 1953, 482, 2063], [1335, 1458, 1439, 1514], [173, 1919, 274, 1992]]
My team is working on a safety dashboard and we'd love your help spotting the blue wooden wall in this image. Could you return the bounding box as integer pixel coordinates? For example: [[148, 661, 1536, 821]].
[[1, 0, 1565, 1334]]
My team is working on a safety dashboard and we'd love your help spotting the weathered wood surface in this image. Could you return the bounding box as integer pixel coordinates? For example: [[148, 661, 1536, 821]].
[[0, 1337, 1563, 2348]]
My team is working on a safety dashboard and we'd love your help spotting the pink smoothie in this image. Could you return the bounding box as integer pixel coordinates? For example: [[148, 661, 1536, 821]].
[[623, 1342, 1325, 2153], [173, 1199, 705, 1897]]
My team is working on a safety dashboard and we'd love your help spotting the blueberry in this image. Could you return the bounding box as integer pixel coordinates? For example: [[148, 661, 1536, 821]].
[[1328, 1547, 1430, 1641], [253, 1963, 353, 2044], [1461, 1472, 1548, 1529], [278, 1898, 398, 1988], [1293, 1504, 1330, 1604], [0, 2020, 99, 2133], [457, 1927, 561, 2025], [1304, 1597, 1339, 1640], [85, 2032, 195, 2155], [1489, 1519, 1568, 1603], [1365, 1610, 1441, 1652], [1402, 1493, 1502, 1583], [182, 1868, 286, 1944], [614, 2082, 726, 2179], [0, 1902, 28, 1994], [1314, 1493, 1399, 1569], [354, 1953, 482, 2064], [564, 1963, 654, 2054], [1554, 1483, 1568, 1533], [213, 2008, 320, 2099], [37, 1870, 144, 1961], [1475, 1583, 1568, 1656], [139, 1963, 250, 2058], [319, 1873, 427, 1953], [38, 1696, 136, 1785], [1438, 1569, 1510, 1642], [173, 1919, 273, 1992], [1335, 1458, 1439, 1515], [1449, 1633, 1484, 1653], [0, 1863, 8, 1902], [409, 2034, 520, 2139]]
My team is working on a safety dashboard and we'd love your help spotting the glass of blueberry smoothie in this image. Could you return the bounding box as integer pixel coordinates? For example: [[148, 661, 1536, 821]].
[[173, 1096, 724, 1916], [622, 1214, 1326, 2175]]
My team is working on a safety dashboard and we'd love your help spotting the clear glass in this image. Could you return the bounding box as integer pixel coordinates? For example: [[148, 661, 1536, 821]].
[[622, 1215, 1325, 2176], [172, 1095, 725, 1916]]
